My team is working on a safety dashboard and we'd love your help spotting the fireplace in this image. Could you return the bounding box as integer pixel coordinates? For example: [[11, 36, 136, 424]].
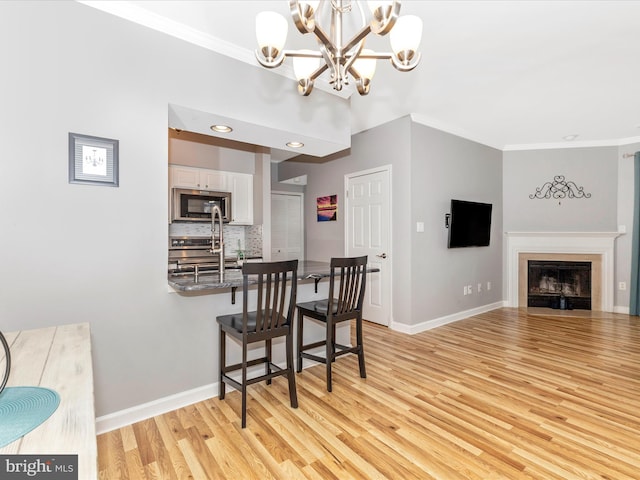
[[527, 260, 591, 310], [505, 232, 621, 312]]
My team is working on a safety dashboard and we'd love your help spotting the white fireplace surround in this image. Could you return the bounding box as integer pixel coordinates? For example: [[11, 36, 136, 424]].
[[506, 232, 622, 312]]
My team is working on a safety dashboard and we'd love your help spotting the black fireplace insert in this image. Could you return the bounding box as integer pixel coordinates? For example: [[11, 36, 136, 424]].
[[527, 260, 591, 310]]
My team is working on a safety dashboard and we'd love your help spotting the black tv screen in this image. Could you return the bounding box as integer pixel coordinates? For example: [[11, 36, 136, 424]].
[[447, 199, 492, 248]]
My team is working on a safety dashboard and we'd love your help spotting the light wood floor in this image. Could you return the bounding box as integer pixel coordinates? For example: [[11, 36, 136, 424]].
[[98, 308, 640, 479]]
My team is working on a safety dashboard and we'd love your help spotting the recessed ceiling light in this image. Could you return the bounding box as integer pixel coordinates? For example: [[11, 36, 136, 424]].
[[210, 124, 232, 133], [563, 134, 579, 141], [286, 141, 304, 148]]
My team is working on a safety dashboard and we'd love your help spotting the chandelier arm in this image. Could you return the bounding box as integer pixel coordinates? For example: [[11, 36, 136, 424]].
[[390, 51, 421, 72], [319, 43, 342, 86], [255, 49, 286, 68], [289, 0, 314, 34], [370, 0, 402, 36], [343, 40, 364, 73], [305, 63, 330, 82], [309, 23, 338, 56], [345, 52, 392, 60], [284, 50, 323, 59], [298, 78, 314, 96], [348, 66, 371, 95], [347, 64, 362, 81], [355, 78, 370, 95], [340, 25, 373, 58]]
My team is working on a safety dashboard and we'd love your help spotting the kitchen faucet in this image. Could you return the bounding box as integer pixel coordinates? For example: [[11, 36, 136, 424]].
[[209, 203, 225, 279]]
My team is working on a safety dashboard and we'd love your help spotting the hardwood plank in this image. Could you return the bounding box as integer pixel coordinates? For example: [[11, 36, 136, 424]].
[[153, 415, 193, 480], [195, 401, 278, 480], [98, 308, 640, 479], [124, 448, 147, 480], [121, 424, 139, 452]]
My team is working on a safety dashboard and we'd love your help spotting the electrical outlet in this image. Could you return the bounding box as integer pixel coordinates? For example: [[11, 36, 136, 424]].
[[468, 284, 473, 295], [463, 286, 468, 296], [477, 283, 482, 293], [487, 281, 492, 291], [619, 282, 627, 291]]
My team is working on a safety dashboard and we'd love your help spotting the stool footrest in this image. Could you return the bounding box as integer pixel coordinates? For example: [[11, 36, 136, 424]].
[[221, 363, 289, 388]]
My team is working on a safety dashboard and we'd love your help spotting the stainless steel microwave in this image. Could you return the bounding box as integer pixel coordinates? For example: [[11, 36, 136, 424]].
[[172, 188, 231, 222]]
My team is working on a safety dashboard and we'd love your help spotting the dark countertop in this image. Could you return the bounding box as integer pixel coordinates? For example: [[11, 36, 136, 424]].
[[168, 260, 379, 293]]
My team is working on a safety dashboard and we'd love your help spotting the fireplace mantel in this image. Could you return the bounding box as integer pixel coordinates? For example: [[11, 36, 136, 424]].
[[505, 231, 622, 312]]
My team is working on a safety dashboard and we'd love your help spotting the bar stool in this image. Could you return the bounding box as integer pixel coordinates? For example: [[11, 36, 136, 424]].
[[296, 256, 368, 392], [217, 260, 298, 428]]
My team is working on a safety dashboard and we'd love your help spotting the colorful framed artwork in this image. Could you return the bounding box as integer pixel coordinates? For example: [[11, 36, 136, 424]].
[[317, 195, 337, 222]]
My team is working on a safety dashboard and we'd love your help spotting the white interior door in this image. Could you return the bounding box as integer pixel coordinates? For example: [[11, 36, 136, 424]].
[[271, 192, 304, 262], [346, 167, 391, 326]]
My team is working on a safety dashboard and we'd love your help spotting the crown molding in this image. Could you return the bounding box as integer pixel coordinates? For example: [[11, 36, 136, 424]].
[[504, 135, 640, 151]]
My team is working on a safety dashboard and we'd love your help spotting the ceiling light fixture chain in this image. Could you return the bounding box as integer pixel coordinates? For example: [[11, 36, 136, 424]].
[[255, 0, 422, 96]]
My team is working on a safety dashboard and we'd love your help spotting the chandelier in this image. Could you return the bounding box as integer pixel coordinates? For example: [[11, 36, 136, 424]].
[[255, 1, 423, 96]]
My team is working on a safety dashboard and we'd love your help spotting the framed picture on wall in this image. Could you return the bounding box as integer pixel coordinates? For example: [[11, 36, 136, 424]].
[[317, 194, 337, 222], [68, 132, 119, 187]]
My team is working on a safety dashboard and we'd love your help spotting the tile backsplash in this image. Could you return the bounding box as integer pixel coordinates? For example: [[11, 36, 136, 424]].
[[169, 223, 263, 257]]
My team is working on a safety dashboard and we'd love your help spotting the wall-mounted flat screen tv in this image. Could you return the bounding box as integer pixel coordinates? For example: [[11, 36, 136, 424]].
[[447, 199, 492, 248]]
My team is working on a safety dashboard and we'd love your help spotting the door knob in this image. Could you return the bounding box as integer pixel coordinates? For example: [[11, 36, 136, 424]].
[[376, 253, 387, 259]]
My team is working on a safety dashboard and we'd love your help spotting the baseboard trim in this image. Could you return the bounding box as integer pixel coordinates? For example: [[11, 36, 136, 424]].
[[613, 305, 630, 314], [96, 353, 327, 435], [96, 383, 218, 435], [390, 301, 506, 335]]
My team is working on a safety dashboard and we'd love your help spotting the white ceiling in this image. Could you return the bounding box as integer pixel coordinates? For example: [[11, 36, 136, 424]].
[[83, 0, 640, 152]]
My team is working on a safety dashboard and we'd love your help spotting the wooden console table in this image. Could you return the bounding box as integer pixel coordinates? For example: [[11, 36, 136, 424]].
[[0, 323, 97, 479]]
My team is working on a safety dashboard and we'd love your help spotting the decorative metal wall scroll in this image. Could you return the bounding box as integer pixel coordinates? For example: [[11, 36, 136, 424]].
[[529, 175, 591, 200]]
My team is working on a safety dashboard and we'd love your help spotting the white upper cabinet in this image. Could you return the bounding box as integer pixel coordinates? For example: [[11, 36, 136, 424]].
[[170, 165, 200, 189], [229, 172, 253, 225], [170, 165, 227, 191], [169, 165, 253, 225], [202, 170, 228, 191]]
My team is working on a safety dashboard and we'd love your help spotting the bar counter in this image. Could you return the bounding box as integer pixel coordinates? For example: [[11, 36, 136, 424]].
[[168, 260, 379, 293]]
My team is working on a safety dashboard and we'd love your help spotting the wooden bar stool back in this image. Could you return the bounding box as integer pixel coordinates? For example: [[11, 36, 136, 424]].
[[296, 256, 368, 392], [217, 259, 298, 428]]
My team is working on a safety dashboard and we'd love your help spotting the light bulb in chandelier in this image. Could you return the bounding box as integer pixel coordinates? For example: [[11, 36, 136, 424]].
[[390, 15, 423, 69], [352, 49, 377, 95], [255, 11, 288, 65]]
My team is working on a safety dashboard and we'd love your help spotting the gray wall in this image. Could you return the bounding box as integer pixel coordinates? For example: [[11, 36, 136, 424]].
[[503, 147, 618, 231], [410, 123, 503, 321], [280, 117, 503, 327], [503, 146, 632, 308], [0, 1, 345, 417], [271, 163, 304, 194]]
